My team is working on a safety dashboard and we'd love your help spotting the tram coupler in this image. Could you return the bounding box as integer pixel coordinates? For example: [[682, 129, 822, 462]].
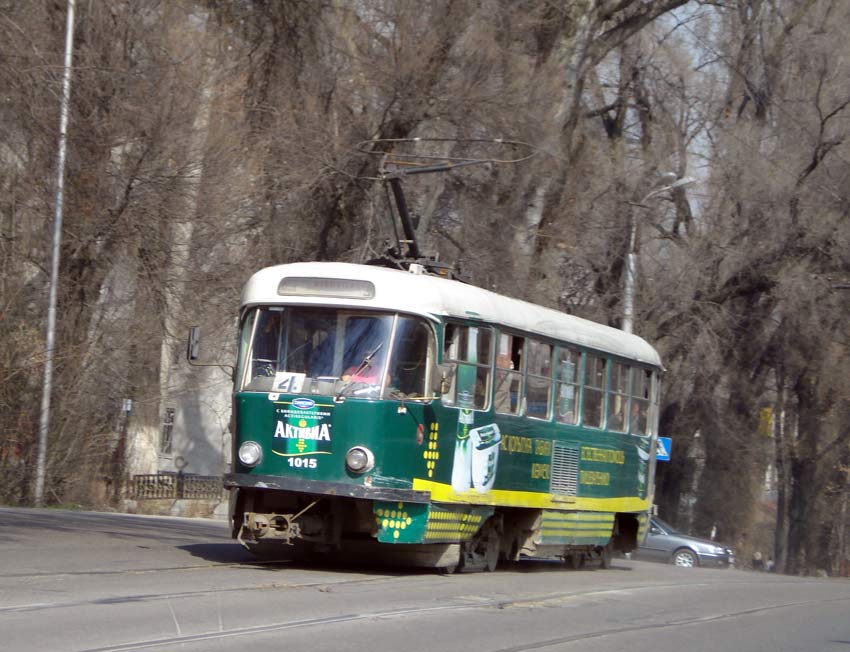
[[242, 512, 301, 544]]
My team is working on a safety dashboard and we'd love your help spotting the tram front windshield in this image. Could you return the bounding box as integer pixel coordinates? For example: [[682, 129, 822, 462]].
[[239, 307, 432, 398]]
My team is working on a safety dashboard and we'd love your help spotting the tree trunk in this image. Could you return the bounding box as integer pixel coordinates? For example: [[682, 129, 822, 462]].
[[786, 370, 823, 575], [772, 374, 789, 572]]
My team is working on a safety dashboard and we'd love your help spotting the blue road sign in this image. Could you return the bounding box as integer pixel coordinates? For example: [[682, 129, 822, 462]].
[[656, 436, 672, 462]]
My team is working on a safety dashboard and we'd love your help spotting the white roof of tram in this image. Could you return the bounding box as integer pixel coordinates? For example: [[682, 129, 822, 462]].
[[241, 262, 662, 367]]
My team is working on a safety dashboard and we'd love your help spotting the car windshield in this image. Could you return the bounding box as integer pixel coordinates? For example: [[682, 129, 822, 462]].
[[239, 307, 432, 399], [653, 517, 680, 534]]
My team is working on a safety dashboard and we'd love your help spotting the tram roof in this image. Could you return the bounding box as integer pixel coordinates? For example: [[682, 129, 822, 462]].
[[242, 262, 662, 367]]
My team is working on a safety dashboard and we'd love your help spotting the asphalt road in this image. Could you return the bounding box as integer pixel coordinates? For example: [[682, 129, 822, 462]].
[[1, 506, 848, 652]]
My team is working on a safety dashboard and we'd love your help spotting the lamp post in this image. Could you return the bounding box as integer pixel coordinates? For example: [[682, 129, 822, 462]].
[[622, 175, 695, 334], [35, 0, 76, 506]]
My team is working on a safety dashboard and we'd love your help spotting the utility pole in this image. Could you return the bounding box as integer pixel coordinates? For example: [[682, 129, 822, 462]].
[[622, 175, 695, 334], [35, 0, 76, 506]]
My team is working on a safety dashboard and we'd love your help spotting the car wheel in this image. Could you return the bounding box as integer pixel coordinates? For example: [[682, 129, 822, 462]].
[[672, 548, 698, 567]]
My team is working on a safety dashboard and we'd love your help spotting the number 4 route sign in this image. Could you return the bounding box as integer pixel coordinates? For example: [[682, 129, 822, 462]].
[[656, 437, 672, 462]]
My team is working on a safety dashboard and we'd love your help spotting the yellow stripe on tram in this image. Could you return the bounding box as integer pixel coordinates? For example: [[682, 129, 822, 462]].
[[413, 478, 650, 513]]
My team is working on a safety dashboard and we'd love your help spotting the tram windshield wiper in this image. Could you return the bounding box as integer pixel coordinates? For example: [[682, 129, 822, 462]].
[[335, 343, 384, 400]]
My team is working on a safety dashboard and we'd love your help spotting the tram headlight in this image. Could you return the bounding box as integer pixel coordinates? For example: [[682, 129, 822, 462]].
[[345, 446, 374, 474], [238, 441, 263, 467]]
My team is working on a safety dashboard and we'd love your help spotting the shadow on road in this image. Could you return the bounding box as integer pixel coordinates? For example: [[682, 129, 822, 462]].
[[179, 540, 636, 577], [178, 541, 432, 578], [178, 542, 257, 564]]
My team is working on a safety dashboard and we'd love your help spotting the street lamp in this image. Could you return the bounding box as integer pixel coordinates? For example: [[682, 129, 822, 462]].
[[622, 175, 695, 334], [35, 0, 76, 506]]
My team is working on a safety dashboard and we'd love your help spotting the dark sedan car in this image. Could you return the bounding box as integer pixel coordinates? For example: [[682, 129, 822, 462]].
[[634, 517, 734, 568]]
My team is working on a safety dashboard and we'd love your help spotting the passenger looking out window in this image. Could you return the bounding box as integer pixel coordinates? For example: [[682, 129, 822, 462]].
[[556, 347, 580, 425], [630, 368, 652, 435], [495, 333, 523, 415], [443, 323, 492, 410], [583, 354, 606, 428], [608, 362, 629, 432], [526, 340, 553, 420]]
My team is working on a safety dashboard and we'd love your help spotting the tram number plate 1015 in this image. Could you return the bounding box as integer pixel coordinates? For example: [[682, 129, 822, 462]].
[[288, 458, 317, 469]]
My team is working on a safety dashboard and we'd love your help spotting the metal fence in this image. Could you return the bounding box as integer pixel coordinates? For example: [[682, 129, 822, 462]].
[[131, 473, 225, 500]]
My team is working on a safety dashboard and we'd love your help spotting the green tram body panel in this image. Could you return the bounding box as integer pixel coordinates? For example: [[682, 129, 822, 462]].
[[231, 388, 653, 546]]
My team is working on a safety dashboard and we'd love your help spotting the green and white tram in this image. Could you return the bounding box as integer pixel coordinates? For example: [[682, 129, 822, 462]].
[[225, 261, 661, 571]]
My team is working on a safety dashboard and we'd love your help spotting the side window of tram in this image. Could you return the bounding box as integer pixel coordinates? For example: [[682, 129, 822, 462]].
[[555, 347, 580, 425], [607, 362, 630, 433], [630, 368, 652, 435], [526, 340, 553, 420], [582, 355, 606, 428], [443, 323, 491, 409], [388, 317, 433, 397], [494, 333, 524, 415]]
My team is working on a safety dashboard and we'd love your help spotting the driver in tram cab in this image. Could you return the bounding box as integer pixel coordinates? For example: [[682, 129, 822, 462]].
[[342, 363, 384, 385]]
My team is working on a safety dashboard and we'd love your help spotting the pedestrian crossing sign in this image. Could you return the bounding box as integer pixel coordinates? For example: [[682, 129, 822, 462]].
[[656, 436, 672, 462]]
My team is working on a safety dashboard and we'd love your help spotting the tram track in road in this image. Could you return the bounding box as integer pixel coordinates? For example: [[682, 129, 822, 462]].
[[11, 575, 839, 652], [0, 561, 410, 615], [0, 561, 829, 616], [0, 563, 237, 581], [5, 510, 847, 651], [0, 556, 311, 581], [67, 587, 850, 652], [0, 560, 650, 613], [75, 602, 467, 652], [0, 560, 522, 616], [488, 595, 850, 652]]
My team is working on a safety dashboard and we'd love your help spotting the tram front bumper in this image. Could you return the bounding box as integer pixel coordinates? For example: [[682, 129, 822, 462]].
[[223, 472, 431, 503]]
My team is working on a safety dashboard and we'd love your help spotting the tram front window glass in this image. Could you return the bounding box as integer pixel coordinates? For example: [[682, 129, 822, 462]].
[[246, 308, 283, 387], [387, 316, 433, 398], [607, 362, 629, 432], [526, 340, 552, 420], [556, 347, 580, 425], [236, 308, 258, 389], [285, 310, 338, 376], [583, 354, 606, 428], [443, 323, 492, 410], [495, 333, 524, 415], [241, 307, 394, 395]]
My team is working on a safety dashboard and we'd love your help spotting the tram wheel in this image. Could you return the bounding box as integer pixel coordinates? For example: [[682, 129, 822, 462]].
[[566, 551, 585, 569], [483, 528, 500, 572], [437, 563, 458, 575], [477, 517, 502, 572], [598, 542, 613, 569], [457, 516, 502, 572]]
